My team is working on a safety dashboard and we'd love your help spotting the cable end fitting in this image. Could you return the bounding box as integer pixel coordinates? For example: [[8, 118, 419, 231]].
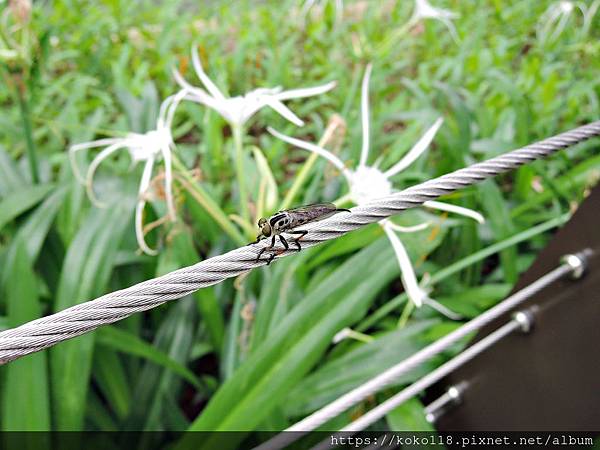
[[512, 309, 535, 333], [561, 250, 591, 280]]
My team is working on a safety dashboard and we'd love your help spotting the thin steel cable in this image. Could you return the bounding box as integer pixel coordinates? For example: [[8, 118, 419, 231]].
[[310, 319, 525, 450], [0, 122, 598, 364], [341, 319, 522, 433], [254, 263, 573, 450]]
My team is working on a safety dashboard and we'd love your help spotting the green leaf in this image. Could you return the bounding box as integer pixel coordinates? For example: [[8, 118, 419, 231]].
[[436, 283, 512, 319], [96, 325, 202, 389], [386, 397, 435, 432], [0, 145, 25, 197], [477, 180, 517, 284], [51, 201, 133, 430], [0, 183, 54, 233], [92, 348, 131, 420], [285, 320, 439, 417], [126, 300, 196, 431], [1, 237, 51, 430], [181, 237, 400, 449], [16, 185, 68, 261]]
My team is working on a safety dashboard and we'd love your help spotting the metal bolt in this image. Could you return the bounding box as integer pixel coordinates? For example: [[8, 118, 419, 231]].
[[561, 252, 588, 279], [512, 309, 534, 333], [424, 382, 467, 423]]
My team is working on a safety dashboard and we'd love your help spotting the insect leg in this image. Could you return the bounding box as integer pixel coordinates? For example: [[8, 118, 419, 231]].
[[278, 235, 289, 251], [256, 235, 277, 262], [288, 230, 308, 251], [248, 234, 263, 245]]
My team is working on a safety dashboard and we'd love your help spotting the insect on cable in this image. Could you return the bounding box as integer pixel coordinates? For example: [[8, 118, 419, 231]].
[[0, 121, 598, 363]]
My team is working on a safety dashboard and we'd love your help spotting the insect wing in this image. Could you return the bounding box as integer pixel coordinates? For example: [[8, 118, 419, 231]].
[[285, 203, 339, 227]]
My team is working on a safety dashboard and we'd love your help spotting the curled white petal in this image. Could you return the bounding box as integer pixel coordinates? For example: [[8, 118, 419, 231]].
[[85, 142, 131, 207], [384, 219, 430, 233], [412, 0, 459, 42], [413, 0, 459, 20], [135, 156, 158, 256], [261, 96, 305, 127], [191, 45, 226, 101], [439, 18, 459, 42], [69, 138, 124, 184], [422, 297, 463, 320], [159, 89, 188, 132], [382, 223, 427, 308], [173, 68, 230, 119], [385, 118, 443, 178], [332, 327, 351, 344], [423, 200, 485, 224], [175, 53, 334, 128], [268, 127, 353, 183], [273, 80, 337, 101], [160, 143, 175, 221], [359, 63, 373, 169]]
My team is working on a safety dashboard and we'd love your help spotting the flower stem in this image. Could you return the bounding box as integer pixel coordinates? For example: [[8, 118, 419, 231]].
[[233, 125, 250, 226], [280, 152, 319, 211], [172, 156, 246, 246], [397, 300, 414, 329]]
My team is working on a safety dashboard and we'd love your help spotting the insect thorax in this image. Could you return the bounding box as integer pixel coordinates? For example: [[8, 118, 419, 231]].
[[269, 212, 293, 232]]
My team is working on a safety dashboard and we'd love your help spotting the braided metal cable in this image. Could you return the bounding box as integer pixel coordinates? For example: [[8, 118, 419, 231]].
[[0, 121, 599, 364], [254, 263, 574, 450]]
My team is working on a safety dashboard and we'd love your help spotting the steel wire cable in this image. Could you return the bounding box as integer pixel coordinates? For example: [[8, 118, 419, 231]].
[[305, 319, 526, 450], [254, 263, 575, 450], [0, 121, 598, 364]]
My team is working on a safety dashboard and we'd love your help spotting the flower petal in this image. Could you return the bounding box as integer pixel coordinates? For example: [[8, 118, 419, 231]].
[[135, 156, 158, 255], [384, 219, 430, 233], [160, 144, 176, 221], [69, 138, 123, 184], [273, 80, 337, 101], [159, 89, 188, 132], [382, 223, 427, 307], [423, 200, 485, 224], [191, 45, 226, 101], [85, 142, 130, 207], [422, 297, 463, 320], [268, 127, 353, 182], [261, 96, 305, 126], [172, 68, 226, 114], [384, 117, 443, 178], [359, 63, 373, 169]]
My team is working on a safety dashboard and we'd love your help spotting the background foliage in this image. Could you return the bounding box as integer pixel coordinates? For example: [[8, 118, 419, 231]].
[[0, 0, 599, 445]]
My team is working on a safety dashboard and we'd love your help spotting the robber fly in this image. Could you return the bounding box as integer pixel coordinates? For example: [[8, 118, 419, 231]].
[[250, 203, 351, 265]]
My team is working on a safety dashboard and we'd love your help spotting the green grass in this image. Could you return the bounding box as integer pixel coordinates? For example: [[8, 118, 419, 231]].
[[0, 0, 598, 441]]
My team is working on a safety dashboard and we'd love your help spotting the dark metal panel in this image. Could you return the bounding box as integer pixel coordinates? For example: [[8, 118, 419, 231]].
[[433, 185, 600, 431]]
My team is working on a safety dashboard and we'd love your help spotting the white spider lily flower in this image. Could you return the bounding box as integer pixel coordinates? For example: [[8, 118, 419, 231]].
[[411, 0, 459, 42], [537, 1, 596, 41], [69, 91, 186, 256], [173, 46, 336, 129], [270, 64, 484, 313]]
